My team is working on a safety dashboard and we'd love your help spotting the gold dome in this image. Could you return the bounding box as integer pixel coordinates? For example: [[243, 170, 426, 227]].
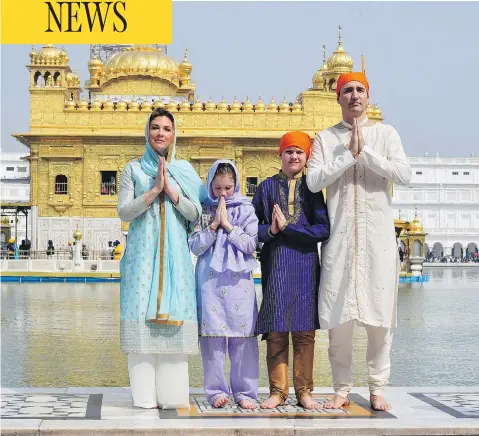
[[217, 97, 228, 112], [327, 27, 353, 73], [103, 45, 180, 87], [255, 97, 266, 112], [292, 100, 302, 113], [192, 97, 203, 112], [117, 100, 128, 111], [180, 99, 191, 111], [38, 44, 61, 59], [231, 97, 241, 112], [367, 104, 383, 120], [89, 56, 103, 69], [153, 100, 165, 109], [179, 49, 192, 75], [60, 47, 69, 63], [78, 99, 89, 111], [243, 97, 254, 112], [167, 100, 178, 112], [312, 45, 328, 89], [90, 99, 101, 111], [279, 98, 290, 113], [205, 97, 216, 112], [103, 100, 114, 110], [73, 228, 82, 241], [141, 100, 152, 111], [65, 99, 76, 110], [312, 70, 323, 89], [408, 216, 424, 233], [267, 98, 278, 112], [129, 100, 140, 111]]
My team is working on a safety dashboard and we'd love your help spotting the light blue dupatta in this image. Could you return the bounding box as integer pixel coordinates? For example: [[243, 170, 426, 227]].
[[127, 114, 206, 324]]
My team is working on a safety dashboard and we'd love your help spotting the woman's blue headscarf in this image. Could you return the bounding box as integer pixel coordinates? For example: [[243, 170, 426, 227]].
[[137, 111, 206, 323], [140, 113, 206, 227]]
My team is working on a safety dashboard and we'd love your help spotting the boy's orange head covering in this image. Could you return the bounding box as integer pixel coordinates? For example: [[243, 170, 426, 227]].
[[336, 72, 369, 96], [279, 131, 311, 158]]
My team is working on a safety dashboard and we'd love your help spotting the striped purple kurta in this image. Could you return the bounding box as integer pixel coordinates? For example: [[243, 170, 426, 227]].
[[252, 172, 330, 335]]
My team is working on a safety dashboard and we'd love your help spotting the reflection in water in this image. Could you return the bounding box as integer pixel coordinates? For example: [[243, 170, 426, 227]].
[[1, 268, 478, 387]]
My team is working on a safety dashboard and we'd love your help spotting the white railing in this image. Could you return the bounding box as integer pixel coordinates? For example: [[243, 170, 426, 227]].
[[101, 181, 117, 195], [0, 249, 122, 260], [55, 182, 68, 195], [246, 184, 258, 196]]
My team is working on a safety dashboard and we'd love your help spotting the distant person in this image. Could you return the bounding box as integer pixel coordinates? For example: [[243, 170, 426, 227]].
[[113, 240, 122, 260], [82, 244, 89, 260], [46, 240, 55, 257], [7, 238, 16, 259]]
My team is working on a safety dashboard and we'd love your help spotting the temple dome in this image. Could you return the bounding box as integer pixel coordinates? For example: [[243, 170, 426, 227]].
[[102, 45, 180, 86], [38, 44, 61, 59], [326, 27, 353, 74]]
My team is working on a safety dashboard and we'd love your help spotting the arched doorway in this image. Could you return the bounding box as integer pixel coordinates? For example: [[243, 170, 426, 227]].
[[452, 242, 463, 259], [467, 242, 478, 260], [432, 242, 443, 259]]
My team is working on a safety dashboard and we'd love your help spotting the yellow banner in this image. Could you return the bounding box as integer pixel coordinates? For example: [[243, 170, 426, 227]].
[[1, 0, 172, 44]]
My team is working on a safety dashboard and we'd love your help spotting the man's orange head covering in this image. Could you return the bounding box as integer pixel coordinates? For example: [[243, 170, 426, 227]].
[[336, 72, 369, 96], [279, 131, 311, 158]]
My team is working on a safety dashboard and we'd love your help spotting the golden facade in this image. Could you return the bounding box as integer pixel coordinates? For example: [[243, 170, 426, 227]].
[[14, 34, 384, 246]]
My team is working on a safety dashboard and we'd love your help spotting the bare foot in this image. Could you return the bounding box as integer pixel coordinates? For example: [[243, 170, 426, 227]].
[[260, 395, 283, 409], [370, 393, 391, 411], [213, 395, 229, 408], [323, 394, 350, 409], [298, 396, 323, 410], [238, 398, 256, 409]]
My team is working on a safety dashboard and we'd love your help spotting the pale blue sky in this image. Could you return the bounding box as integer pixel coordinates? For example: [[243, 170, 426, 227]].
[[1, 1, 478, 156]]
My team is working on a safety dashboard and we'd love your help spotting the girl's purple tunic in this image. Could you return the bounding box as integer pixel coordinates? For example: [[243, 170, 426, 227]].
[[189, 204, 259, 337]]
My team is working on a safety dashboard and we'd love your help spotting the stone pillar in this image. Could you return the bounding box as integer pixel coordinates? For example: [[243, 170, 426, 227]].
[[73, 227, 83, 271]]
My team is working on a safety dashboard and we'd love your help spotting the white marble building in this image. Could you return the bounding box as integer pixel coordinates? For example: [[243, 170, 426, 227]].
[[392, 155, 479, 259], [0, 152, 32, 244]]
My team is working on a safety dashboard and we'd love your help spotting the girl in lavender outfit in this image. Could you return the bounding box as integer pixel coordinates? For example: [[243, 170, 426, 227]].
[[188, 160, 259, 409]]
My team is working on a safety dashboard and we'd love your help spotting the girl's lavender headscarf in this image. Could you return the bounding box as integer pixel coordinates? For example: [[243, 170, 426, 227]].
[[205, 160, 258, 273], [205, 160, 250, 208]]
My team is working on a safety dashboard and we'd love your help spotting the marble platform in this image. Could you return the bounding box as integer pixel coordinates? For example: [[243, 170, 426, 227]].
[[1, 386, 479, 435]]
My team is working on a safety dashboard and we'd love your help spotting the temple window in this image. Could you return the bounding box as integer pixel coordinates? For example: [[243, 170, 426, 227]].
[[53, 72, 61, 86], [246, 177, 258, 196], [101, 171, 117, 195], [33, 71, 42, 87], [55, 175, 68, 195]]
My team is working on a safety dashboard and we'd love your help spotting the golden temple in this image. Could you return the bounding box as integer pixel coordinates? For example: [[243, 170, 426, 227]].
[[12, 31, 388, 250]]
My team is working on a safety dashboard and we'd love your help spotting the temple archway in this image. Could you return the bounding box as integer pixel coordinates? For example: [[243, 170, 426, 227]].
[[432, 242, 443, 258], [452, 242, 463, 259]]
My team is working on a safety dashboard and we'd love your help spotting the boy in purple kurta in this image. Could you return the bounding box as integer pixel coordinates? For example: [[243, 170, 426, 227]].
[[189, 160, 259, 409], [252, 131, 330, 410]]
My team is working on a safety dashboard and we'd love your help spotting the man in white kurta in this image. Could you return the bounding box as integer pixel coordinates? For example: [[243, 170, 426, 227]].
[[306, 72, 411, 410]]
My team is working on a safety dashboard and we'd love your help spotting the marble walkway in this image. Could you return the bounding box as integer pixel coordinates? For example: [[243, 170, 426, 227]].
[[1, 386, 479, 435]]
